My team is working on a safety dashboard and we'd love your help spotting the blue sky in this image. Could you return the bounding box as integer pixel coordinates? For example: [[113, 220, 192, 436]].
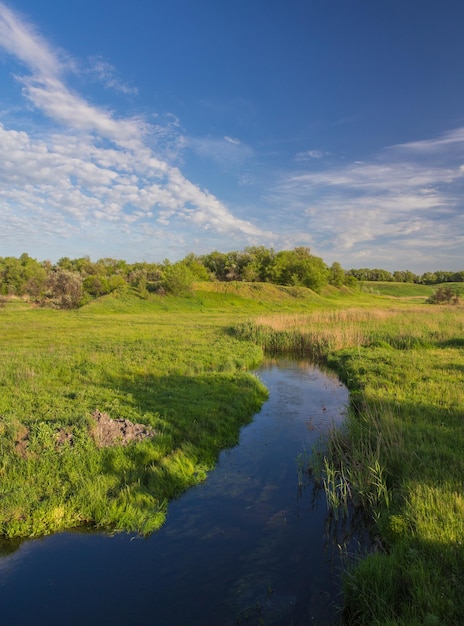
[[1, 0, 463, 271]]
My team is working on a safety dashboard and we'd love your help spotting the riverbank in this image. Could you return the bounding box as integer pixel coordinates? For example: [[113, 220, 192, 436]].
[[0, 360, 349, 626], [0, 291, 269, 538], [236, 304, 464, 624]]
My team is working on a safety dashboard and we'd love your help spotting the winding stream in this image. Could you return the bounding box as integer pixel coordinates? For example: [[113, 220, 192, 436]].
[[0, 360, 352, 625]]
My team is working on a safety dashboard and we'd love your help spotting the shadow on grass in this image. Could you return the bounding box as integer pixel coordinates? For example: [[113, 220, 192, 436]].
[[437, 337, 464, 348], [98, 370, 268, 502]]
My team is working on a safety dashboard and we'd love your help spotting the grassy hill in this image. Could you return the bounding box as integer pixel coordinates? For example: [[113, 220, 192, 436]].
[[361, 280, 464, 300]]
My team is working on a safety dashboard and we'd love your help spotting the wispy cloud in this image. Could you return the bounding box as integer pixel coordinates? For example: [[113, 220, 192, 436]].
[[224, 136, 241, 145], [395, 126, 464, 153], [294, 150, 325, 161], [187, 135, 254, 166], [269, 133, 464, 270], [0, 2, 273, 260], [86, 57, 139, 96]]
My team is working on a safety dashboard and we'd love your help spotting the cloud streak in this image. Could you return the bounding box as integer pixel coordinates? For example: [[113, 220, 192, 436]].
[[270, 136, 464, 270], [0, 2, 272, 260]]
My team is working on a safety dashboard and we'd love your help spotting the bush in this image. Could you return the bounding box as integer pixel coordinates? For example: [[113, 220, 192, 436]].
[[160, 263, 194, 295], [427, 286, 460, 305], [46, 269, 83, 308]]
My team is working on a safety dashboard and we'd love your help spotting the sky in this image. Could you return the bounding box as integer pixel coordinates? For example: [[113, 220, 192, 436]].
[[0, 0, 463, 272]]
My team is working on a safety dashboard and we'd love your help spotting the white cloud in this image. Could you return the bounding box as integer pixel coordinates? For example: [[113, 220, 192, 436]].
[[269, 132, 464, 271], [224, 136, 240, 145], [0, 2, 274, 260], [86, 57, 138, 96], [395, 126, 464, 152], [0, 2, 63, 77], [187, 135, 254, 166], [295, 150, 324, 161]]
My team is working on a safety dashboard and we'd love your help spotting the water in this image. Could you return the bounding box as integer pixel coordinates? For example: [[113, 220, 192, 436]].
[[0, 360, 350, 625]]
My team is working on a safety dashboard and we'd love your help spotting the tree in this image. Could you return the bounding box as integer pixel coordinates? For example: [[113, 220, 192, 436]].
[[160, 262, 194, 295], [242, 246, 276, 282], [270, 247, 328, 291], [46, 269, 83, 308], [182, 253, 211, 281], [83, 275, 110, 297], [328, 261, 345, 287], [393, 270, 419, 283]]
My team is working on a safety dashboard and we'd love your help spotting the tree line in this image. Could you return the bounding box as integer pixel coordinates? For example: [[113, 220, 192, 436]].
[[346, 267, 464, 284], [0, 248, 462, 308]]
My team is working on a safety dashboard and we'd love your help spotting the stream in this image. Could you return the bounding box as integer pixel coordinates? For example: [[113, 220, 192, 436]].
[[0, 360, 354, 625]]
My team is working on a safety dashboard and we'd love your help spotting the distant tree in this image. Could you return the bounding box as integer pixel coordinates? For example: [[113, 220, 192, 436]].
[[0, 254, 47, 297], [419, 272, 437, 285], [83, 275, 110, 297], [161, 262, 194, 295], [107, 275, 128, 292], [57, 257, 74, 271], [242, 246, 276, 282], [328, 261, 345, 287], [270, 247, 328, 292], [199, 251, 229, 281], [347, 268, 394, 282], [434, 271, 454, 284], [451, 271, 464, 283], [393, 270, 419, 283], [0, 256, 23, 295], [182, 253, 211, 281], [46, 269, 83, 308]]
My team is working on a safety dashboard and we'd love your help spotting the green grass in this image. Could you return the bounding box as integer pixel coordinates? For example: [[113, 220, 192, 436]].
[[235, 304, 464, 624], [360, 280, 435, 299], [361, 280, 464, 301], [0, 290, 270, 538]]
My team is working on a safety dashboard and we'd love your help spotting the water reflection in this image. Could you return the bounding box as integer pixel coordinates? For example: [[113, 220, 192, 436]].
[[0, 360, 351, 625]]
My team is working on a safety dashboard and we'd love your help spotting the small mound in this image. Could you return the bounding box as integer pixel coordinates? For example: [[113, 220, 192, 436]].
[[91, 410, 155, 448]]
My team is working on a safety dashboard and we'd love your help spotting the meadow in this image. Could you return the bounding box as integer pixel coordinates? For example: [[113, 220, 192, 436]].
[[1, 281, 463, 624], [0, 290, 273, 538]]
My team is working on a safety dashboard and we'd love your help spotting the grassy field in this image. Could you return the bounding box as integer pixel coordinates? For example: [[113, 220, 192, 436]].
[[0, 289, 272, 538], [361, 280, 464, 300], [1, 281, 463, 623]]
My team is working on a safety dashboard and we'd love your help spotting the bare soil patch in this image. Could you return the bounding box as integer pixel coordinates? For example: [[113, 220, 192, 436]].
[[91, 410, 155, 448], [14, 424, 30, 459]]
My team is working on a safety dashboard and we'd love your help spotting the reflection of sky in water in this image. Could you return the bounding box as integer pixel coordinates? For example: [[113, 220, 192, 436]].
[[0, 361, 350, 626]]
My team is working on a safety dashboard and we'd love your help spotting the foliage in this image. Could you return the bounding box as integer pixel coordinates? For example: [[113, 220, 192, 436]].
[[348, 267, 464, 285], [427, 285, 460, 305], [160, 261, 195, 295], [2, 250, 463, 308], [269, 247, 328, 291], [46, 269, 84, 308]]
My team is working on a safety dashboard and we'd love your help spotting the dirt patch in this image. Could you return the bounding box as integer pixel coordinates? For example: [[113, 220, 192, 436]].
[[14, 425, 30, 459], [91, 410, 155, 448], [56, 427, 74, 447]]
